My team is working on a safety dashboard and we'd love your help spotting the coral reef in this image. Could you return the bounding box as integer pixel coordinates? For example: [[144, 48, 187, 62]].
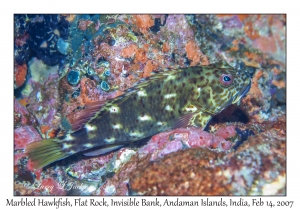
[[14, 14, 286, 196], [27, 15, 69, 66], [132, 15, 154, 34], [67, 70, 81, 86], [14, 97, 37, 128], [14, 15, 69, 66], [129, 124, 286, 195], [26, 70, 61, 134], [138, 127, 232, 161], [14, 126, 42, 150], [14, 63, 27, 88]]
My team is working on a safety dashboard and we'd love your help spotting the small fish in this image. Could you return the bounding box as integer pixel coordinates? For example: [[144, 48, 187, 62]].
[[18, 98, 30, 107], [26, 61, 251, 168]]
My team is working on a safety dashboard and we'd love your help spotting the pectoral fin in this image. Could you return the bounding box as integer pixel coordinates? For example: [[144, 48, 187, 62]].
[[211, 60, 233, 69], [176, 103, 213, 129], [173, 113, 197, 129]]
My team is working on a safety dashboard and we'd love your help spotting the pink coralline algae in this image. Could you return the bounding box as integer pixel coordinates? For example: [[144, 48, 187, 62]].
[[164, 15, 195, 41], [98, 127, 234, 195], [129, 126, 286, 196], [138, 127, 232, 161], [68, 127, 232, 196], [215, 125, 236, 139], [14, 97, 37, 127], [27, 73, 61, 132], [14, 126, 42, 150]]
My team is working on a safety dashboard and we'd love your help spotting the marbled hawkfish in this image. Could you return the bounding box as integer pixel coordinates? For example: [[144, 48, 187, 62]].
[[26, 61, 251, 168]]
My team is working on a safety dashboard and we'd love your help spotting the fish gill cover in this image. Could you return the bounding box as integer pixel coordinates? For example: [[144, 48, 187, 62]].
[[14, 14, 286, 196]]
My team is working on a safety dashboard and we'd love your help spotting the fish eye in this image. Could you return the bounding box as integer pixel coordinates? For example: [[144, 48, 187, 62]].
[[219, 74, 233, 86]]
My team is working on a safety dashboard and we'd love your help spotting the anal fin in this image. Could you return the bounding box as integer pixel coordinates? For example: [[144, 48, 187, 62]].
[[83, 145, 124, 156]]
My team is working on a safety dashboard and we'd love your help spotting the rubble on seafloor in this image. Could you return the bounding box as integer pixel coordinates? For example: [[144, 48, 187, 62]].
[[129, 118, 286, 195], [14, 14, 286, 195]]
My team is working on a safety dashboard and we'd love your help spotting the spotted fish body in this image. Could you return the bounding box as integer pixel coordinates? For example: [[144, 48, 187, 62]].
[[27, 61, 251, 168]]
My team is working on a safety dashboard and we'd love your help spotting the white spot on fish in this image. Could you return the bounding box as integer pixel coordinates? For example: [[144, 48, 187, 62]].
[[166, 74, 176, 80], [85, 124, 97, 131], [62, 143, 72, 149], [65, 134, 75, 141], [109, 106, 120, 113], [104, 137, 116, 143], [193, 87, 202, 100], [129, 131, 144, 138], [112, 124, 122, 129], [138, 115, 152, 121], [68, 150, 76, 155], [157, 121, 166, 126], [164, 93, 177, 99], [165, 105, 173, 111], [137, 90, 147, 97], [84, 143, 93, 148], [184, 105, 198, 112]]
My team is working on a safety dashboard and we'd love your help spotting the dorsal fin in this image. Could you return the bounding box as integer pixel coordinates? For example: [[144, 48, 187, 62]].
[[212, 60, 233, 69], [67, 100, 107, 131], [133, 68, 182, 87]]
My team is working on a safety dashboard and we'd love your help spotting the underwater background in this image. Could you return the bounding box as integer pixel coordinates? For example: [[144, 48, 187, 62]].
[[14, 14, 286, 195]]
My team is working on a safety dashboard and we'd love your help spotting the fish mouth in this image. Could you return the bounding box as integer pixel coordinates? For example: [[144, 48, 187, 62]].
[[233, 82, 251, 104]]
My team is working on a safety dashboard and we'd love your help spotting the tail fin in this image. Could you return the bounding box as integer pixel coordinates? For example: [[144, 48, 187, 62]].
[[26, 139, 72, 169]]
